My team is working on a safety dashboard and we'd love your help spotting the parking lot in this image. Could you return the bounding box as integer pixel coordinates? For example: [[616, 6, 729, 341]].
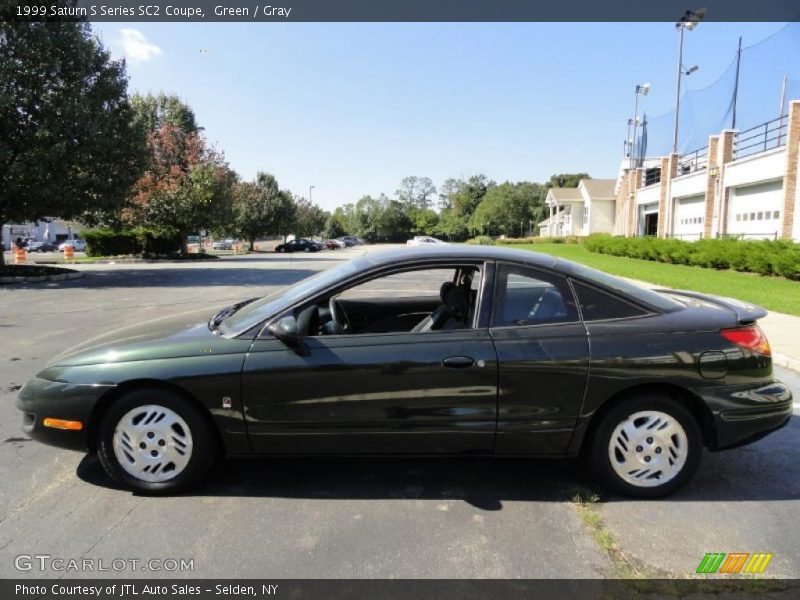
[[1, 247, 798, 579]]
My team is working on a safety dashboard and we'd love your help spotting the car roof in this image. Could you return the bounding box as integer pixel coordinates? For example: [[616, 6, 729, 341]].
[[353, 244, 581, 275]]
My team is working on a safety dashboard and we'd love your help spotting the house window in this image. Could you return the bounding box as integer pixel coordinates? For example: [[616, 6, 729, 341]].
[[582, 208, 589, 227], [750, 212, 756, 221], [773, 210, 780, 219], [757, 211, 763, 220], [736, 214, 741, 221]]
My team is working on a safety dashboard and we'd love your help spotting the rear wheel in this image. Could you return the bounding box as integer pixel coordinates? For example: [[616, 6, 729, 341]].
[[586, 394, 702, 498], [96, 388, 218, 494]]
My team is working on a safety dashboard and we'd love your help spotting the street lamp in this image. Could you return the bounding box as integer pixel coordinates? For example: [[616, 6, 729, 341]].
[[629, 82, 650, 170], [309, 185, 315, 204], [673, 8, 705, 154]]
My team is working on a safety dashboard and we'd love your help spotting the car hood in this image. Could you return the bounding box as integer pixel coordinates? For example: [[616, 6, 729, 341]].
[[48, 307, 253, 367]]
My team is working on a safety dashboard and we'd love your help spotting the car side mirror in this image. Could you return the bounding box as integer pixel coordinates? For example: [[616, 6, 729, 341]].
[[266, 316, 300, 346]]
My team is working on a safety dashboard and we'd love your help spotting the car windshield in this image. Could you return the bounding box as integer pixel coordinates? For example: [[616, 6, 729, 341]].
[[570, 263, 684, 312], [221, 259, 361, 334]]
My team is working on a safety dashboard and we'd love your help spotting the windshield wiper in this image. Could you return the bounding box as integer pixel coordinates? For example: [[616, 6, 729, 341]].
[[208, 297, 258, 331]]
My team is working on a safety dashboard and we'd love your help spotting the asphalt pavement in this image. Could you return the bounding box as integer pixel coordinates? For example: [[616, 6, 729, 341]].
[[0, 247, 797, 579]]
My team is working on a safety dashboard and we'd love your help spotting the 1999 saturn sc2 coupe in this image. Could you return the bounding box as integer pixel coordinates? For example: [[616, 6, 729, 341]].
[[17, 246, 792, 497]]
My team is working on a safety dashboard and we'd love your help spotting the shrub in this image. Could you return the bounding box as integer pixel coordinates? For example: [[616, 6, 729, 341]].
[[83, 229, 140, 256], [466, 235, 495, 245], [83, 228, 183, 257], [584, 234, 800, 281]]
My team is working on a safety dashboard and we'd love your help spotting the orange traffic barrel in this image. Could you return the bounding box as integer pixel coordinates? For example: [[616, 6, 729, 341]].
[[63, 245, 75, 260], [14, 247, 27, 264]]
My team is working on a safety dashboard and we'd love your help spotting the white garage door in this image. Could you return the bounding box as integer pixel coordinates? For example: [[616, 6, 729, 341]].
[[672, 195, 705, 240], [727, 179, 783, 239]]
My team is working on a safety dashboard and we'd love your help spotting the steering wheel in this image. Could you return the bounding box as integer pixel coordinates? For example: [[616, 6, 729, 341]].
[[328, 297, 352, 334]]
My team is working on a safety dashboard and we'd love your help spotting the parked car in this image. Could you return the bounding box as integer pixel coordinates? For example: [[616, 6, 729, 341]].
[[212, 239, 234, 250], [26, 241, 58, 253], [323, 239, 345, 250], [274, 238, 320, 253], [407, 236, 448, 246], [58, 240, 86, 252], [17, 245, 791, 496], [337, 236, 363, 247]]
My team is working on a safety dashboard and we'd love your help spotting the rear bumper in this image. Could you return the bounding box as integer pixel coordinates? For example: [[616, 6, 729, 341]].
[[700, 380, 793, 450], [16, 376, 114, 451]]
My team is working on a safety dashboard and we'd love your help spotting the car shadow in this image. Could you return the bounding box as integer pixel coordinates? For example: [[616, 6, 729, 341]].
[[76, 417, 800, 506], [76, 454, 587, 509]]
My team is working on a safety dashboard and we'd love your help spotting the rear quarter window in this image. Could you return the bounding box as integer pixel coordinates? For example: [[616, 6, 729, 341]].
[[571, 281, 648, 321]]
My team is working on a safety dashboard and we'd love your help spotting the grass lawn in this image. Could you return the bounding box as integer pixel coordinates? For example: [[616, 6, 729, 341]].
[[514, 243, 800, 317]]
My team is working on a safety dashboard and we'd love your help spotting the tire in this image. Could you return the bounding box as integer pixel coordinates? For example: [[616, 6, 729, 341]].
[[276, 247, 285, 253], [586, 394, 702, 499], [304, 247, 310, 252], [96, 388, 218, 494]]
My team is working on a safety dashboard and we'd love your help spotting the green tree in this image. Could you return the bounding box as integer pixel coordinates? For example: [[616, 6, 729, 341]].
[[294, 197, 327, 238], [470, 181, 544, 237], [0, 18, 147, 265], [407, 206, 439, 236], [549, 173, 590, 188], [131, 92, 198, 136], [396, 176, 437, 209], [232, 172, 296, 250], [324, 207, 350, 239]]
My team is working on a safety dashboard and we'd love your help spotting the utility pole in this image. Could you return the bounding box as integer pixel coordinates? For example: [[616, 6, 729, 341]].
[[731, 36, 742, 130]]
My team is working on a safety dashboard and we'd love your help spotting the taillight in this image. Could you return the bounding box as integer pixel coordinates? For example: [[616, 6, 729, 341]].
[[721, 325, 771, 357]]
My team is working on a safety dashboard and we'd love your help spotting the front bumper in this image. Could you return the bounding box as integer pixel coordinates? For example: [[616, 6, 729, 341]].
[[700, 380, 793, 450], [16, 376, 114, 451]]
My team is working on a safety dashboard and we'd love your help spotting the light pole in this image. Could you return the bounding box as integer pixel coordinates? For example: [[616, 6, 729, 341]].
[[630, 83, 650, 170], [309, 185, 315, 204], [673, 8, 705, 154]]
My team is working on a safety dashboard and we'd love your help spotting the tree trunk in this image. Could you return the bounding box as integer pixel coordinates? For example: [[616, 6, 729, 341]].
[[0, 221, 5, 268], [180, 231, 189, 255], [249, 238, 255, 251]]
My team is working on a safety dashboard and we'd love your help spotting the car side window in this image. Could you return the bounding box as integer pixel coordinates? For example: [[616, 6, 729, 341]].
[[571, 281, 648, 321], [492, 265, 578, 327]]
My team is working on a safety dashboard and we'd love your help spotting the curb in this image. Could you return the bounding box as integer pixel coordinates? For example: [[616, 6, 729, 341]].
[[773, 353, 800, 374], [0, 272, 83, 284]]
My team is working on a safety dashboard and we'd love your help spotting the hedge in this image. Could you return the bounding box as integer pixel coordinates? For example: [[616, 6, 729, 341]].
[[495, 236, 582, 245], [585, 234, 800, 281], [83, 228, 183, 257]]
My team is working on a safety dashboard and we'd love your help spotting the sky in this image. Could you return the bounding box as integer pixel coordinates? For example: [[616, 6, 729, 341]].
[[92, 21, 793, 211]]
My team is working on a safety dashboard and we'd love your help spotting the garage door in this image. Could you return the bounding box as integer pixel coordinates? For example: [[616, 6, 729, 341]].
[[727, 179, 783, 239], [672, 195, 705, 240]]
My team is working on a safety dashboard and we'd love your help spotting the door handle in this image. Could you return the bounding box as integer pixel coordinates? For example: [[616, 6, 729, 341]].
[[442, 356, 475, 369]]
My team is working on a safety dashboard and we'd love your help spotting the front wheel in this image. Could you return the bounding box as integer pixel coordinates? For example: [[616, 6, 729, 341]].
[[586, 395, 702, 498], [96, 389, 218, 494]]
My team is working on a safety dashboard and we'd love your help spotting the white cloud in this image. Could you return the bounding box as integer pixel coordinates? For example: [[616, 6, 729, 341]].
[[119, 29, 163, 64]]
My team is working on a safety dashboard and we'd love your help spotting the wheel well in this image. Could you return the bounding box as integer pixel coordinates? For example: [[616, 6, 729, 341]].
[[86, 379, 223, 453], [579, 383, 716, 454]]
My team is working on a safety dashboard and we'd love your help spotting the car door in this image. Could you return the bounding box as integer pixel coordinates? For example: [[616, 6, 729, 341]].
[[489, 263, 590, 455], [241, 263, 499, 454]]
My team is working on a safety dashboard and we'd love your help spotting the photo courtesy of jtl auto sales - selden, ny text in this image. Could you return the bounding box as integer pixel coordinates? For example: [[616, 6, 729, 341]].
[[2, 0, 800, 598]]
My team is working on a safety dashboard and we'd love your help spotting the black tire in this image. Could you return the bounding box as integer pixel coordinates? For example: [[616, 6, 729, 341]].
[[586, 394, 702, 499], [96, 388, 218, 494], [276, 247, 285, 253]]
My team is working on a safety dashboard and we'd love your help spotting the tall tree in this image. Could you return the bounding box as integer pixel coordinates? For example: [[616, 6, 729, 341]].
[[549, 173, 590, 188], [232, 172, 296, 250], [128, 124, 235, 251], [131, 92, 199, 136], [0, 18, 147, 265], [294, 196, 327, 238], [469, 181, 544, 237], [396, 176, 437, 209]]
